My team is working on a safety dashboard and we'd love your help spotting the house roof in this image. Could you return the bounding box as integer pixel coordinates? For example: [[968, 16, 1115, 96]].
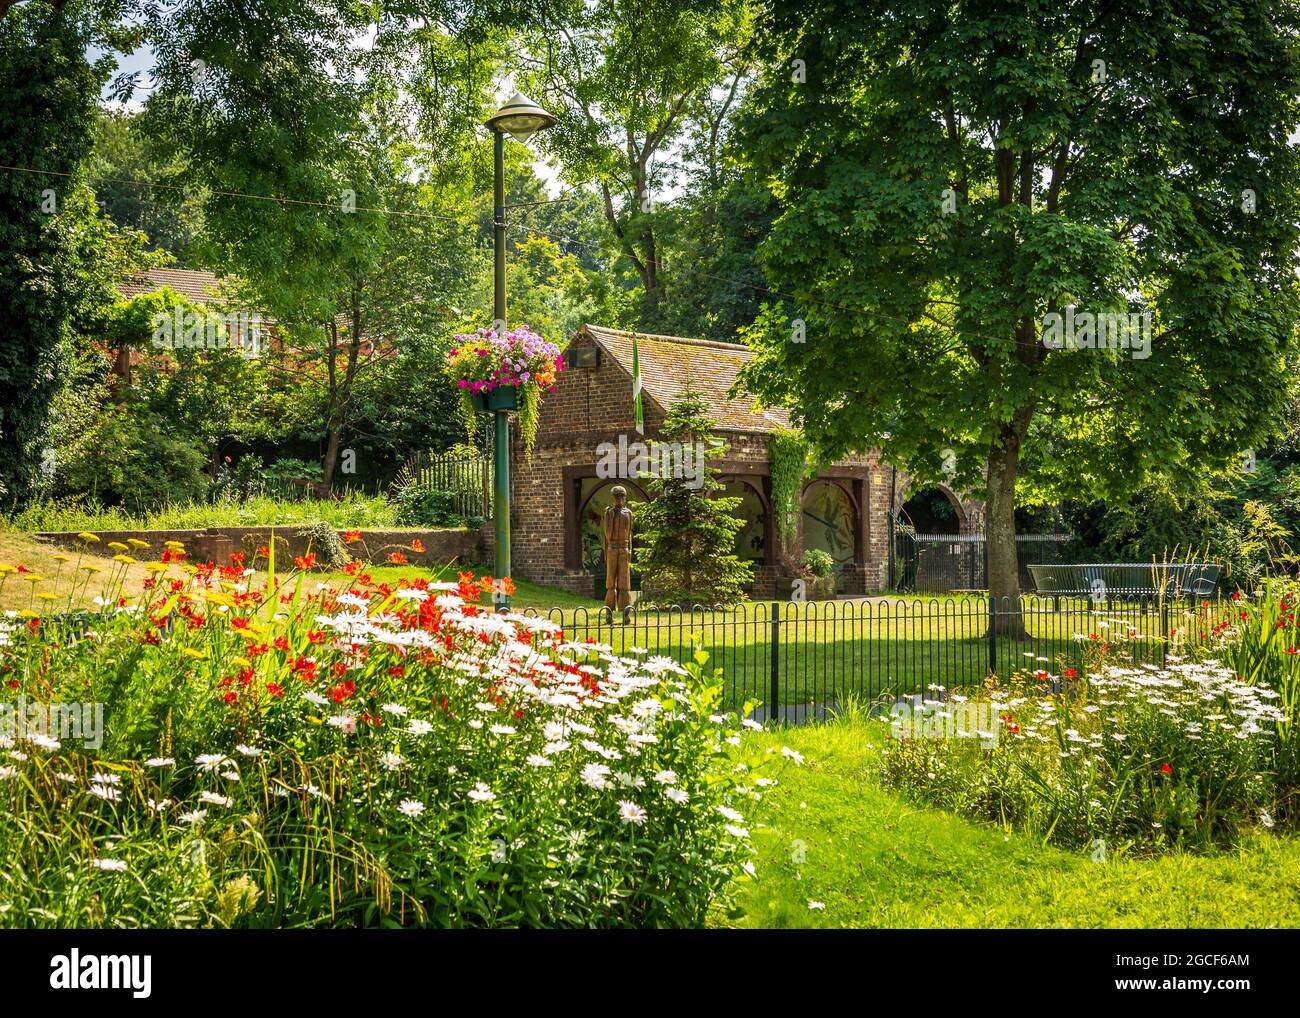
[[117, 267, 235, 304], [574, 325, 792, 434]]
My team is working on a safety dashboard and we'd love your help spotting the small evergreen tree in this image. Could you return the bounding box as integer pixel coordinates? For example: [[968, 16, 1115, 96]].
[[635, 394, 753, 606]]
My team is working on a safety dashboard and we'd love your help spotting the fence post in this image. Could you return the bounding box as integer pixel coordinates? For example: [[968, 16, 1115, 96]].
[[770, 601, 781, 726], [1160, 596, 1169, 668], [987, 593, 997, 676]]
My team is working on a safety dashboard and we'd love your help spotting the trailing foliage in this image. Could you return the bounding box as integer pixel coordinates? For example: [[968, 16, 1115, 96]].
[[768, 428, 807, 542]]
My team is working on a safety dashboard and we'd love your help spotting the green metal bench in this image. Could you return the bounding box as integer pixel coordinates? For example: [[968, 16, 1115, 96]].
[[1027, 562, 1221, 603]]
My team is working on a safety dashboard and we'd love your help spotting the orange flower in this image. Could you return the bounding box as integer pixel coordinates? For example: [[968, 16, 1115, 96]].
[[410, 538, 425, 553], [388, 551, 408, 565], [342, 529, 362, 544], [294, 553, 316, 570]]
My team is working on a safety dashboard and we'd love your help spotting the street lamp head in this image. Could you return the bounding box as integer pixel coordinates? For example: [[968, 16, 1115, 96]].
[[486, 92, 556, 143]]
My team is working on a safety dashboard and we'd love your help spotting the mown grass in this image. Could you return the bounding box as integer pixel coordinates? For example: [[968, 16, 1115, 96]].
[[727, 714, 1300, 928]]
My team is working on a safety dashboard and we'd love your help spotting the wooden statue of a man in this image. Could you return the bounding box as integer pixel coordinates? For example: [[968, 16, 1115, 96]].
[[602, 485, 634, 624]]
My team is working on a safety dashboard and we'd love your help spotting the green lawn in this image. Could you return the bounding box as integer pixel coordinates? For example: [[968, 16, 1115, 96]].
[[728, 715, 1300, 928]]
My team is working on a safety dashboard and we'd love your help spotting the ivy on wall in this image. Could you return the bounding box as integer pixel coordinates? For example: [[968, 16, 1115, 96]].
[[769, 427, 808, 541]]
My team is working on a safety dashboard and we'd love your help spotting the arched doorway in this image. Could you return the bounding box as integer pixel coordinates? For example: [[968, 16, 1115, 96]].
[[722, 478, 768, 565], [578, 478, 648, 598], [901, 487, 963, 535], [801, 480, 857, 589], [899, 487, 968, 591]]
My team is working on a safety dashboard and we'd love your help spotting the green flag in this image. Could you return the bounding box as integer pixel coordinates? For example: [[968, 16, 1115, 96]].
[[632, 334, 644, 434]]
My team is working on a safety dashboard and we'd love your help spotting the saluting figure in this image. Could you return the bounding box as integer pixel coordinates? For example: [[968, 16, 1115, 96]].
[[602, 485, 634, 624]]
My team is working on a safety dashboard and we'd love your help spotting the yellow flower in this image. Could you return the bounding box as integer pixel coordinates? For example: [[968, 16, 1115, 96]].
[[0, 564, 15, 574], [143, 562, 170, 574], [36, 592, 57, 601], [17, 609, 38, 618], [233, 656, 252, 668], [127, 539, 150, 549], [52, 554, 70, 563], [181, 648, 206, 660], [79, 564, 104, 574], [164, 540, 186, 551], [24, 574, 44, 583], [112, 554, 137, 565], [77, 532, 101, 543], [107, 541, 129, 551]]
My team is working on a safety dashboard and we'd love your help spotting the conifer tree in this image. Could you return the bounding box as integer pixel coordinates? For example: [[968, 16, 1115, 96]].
[[635, 394, 753, 606]]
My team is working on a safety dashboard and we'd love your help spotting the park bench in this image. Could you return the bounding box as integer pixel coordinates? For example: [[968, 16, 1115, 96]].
[[1026, 562, 1221, 607]]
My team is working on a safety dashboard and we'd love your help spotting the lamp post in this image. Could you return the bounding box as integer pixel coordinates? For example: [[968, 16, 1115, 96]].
[[484, 93, 556, 611]]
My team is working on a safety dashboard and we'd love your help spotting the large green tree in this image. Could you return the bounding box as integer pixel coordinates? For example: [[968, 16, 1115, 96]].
[[140, 1, 496, 489], [0, 0, 136, 508], [518, 0, 750, 315], [737, 0, 1300, 626]]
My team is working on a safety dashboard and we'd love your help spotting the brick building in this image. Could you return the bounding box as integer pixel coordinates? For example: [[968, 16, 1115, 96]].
[[509, 325, 983, 598]]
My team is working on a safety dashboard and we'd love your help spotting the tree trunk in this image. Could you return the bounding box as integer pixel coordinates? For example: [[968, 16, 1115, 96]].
[[321, 417, 341, 494], [984, 417, 1028, 637]]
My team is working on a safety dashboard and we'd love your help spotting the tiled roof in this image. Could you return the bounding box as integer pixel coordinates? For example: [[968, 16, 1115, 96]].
[[575, 325, 792, 434], [117, 267, 236, 304]]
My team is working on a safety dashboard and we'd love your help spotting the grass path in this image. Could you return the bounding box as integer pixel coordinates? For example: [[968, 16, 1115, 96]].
[[729, 718, 1300, 928]]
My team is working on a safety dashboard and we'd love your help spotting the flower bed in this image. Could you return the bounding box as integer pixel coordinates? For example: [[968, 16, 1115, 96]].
[[0, 544, 762, 927], [881, 661, 1283, 852]]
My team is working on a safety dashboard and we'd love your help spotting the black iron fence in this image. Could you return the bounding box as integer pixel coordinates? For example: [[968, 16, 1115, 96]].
[[523, 595, 1235, 720], [889, 522, 1076, 592]]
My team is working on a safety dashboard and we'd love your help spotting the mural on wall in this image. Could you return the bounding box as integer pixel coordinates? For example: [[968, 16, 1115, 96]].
[[802, 480, 856, 563]]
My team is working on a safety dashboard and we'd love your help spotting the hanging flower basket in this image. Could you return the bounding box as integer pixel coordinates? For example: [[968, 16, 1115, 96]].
[[446, 325, 562, 458]]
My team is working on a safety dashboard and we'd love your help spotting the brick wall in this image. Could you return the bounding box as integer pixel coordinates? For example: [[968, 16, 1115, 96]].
[[507, 330, 986, 598], [35, 526, 484, 569]]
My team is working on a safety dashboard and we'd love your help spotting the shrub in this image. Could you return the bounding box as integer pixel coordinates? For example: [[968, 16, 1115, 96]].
[[0, 558, 762, 927], [55, 408, 210, 513], [803, 549, 833, 579], [295, 521, 350, 570], [393, 484, 459, 527]]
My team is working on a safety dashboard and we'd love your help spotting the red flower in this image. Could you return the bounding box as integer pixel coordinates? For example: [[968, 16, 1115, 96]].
[[1063, 667, 1079, 679], [231, 616, 252, 631], [273, 636, 290, 652], [410, 538, 425, 554], [1160, 762, 1174, 777], [265, 682, 284, 698], [229, 551, 245, 565], [342, 529, 362, 544], [255, 545, 270, 559], [294, 553, 316, 570], [388, 551, 408, 565], [223, 691, 238, 704]]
